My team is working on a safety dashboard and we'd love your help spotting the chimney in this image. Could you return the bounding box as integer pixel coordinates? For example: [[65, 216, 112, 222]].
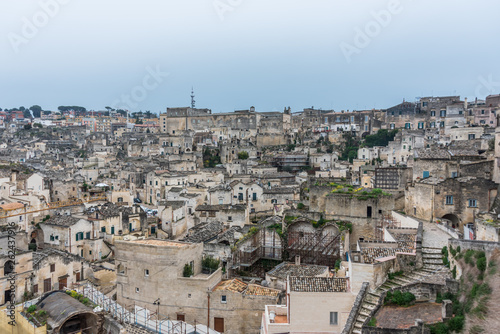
[[464, 97, 468, 109], [295, 255, 301, 266], [11, 171, 17, 183]]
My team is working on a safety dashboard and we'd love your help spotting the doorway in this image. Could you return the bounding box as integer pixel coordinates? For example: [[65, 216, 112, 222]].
[[367, 206, 372, 218], [214, 317, 224, 332], [177, 314, 185, 322]]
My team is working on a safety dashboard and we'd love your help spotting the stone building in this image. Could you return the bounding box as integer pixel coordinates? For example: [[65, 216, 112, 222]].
[[261, 277, 355, 334], [115, 238, 278, 333], [405, 176, 497, 232]]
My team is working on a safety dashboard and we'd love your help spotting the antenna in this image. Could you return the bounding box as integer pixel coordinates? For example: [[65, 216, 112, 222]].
[[191, 87, 196, 108]]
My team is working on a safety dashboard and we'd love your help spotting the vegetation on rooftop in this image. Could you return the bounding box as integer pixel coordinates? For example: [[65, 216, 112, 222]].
[[384, 290, 416, 307]]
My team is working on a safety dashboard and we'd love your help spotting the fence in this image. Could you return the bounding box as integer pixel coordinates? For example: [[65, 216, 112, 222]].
[[79, 284, 218, 334]]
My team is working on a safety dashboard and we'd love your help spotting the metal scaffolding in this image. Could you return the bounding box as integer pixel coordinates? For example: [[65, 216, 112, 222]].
[[287, 230, 341, 268]]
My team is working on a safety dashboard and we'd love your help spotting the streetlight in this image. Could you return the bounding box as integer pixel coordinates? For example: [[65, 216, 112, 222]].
[[153, 298, 160, 333]]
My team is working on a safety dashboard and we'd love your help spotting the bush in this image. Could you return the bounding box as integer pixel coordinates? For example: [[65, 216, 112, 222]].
[[452, 266, 456, 279], [385, 290, 415, 307], [27, 305, 36, 313], [202, 256, 220, 270], [477, 257, 487, 272], [183, 263, 193, 277], [297, 203, 305, 210], [447, 315, 464, 332], [237, 151, 249, 160]]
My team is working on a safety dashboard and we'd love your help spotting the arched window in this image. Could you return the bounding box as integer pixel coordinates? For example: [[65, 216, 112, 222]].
[[4, 260, 14, 275]]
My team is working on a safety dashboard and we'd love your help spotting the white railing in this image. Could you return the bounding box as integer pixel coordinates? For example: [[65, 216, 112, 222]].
[[79, 284, 219, 334]]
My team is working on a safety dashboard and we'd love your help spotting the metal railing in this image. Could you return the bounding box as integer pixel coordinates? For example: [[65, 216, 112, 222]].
[[78, 284, 218, 334]]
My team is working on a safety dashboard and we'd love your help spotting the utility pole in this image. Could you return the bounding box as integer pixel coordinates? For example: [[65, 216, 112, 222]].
[[153, 298, 160, 333]]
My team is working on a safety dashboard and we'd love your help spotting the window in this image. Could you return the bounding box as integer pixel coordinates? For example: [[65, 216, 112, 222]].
[[101, 226, 106, 233], [330, 312, 338, 325], [446, 196, 453, 205], [89, 250, 92, 255], [390, 123, 395, 129], [50, 264, 55, 272], [431, 110, 435, 116], [451, 172, 457, 178], [86, 232, 91, 239], [468, 199, 477, 208], [50, 235, 55, 241], [468, 134, 475, 140], [423, 171, 429, 178], [221, 295, 227, 303], [33, 284, 38, 294], [145, 269, 149, 277], [440, 110, 446, 117], [136, 288, 140, 293], [252, 193, 257, 201], [228, 216, 232, 221]]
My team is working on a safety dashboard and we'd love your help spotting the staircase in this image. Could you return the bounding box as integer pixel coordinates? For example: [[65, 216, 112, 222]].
[[351, 247, 447, 334]]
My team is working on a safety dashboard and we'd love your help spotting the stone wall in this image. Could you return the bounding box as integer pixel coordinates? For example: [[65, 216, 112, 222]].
[[342, 282, 369, 334], [362, 321, 430, 334], [448, 238, 500, 255]]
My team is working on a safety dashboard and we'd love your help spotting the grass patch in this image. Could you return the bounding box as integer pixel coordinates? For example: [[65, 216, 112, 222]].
[[367, 317, 377, 327]]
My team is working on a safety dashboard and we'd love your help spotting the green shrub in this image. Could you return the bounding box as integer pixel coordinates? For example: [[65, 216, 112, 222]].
[[27, 305, 36, 313], [477, 257, 487, 272], [429, 322, 448, 334], [385, 290, 415, 307], [452, 266, 456, 279], [183, 263, 193, 277], [367, 317, 377, 327], [202, 256, 220, 270], [297, 203, 305, 210], [447, 315, 464, 332], [475, 251, 486, 259]]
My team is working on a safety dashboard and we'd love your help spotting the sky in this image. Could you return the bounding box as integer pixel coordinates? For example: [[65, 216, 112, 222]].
[[1, 0, 499, 114]]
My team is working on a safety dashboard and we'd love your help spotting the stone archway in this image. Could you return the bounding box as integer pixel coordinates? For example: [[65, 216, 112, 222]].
[[442, 214, 460, 229]]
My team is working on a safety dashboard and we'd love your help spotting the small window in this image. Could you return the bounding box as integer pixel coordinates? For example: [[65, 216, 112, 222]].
[[50, 264, 55, 272], [221, 295, 227, 303], [330, 312, 338, 325], [228, 216, 232, 221], [446, 195, 453, 205], [468, 199, 477, 208], [145, 269, 149, 277], [136, 288, 140, 293], [33, 284, 38, 294]]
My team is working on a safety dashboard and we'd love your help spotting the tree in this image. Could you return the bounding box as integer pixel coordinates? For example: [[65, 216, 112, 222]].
[[116, 109, 127, 117], [23, 124, 32, 130], [29, 105, 42, 118], [43, 110, 51, 115], [34, 123, 42, 128], [238, 151, 249, 160]]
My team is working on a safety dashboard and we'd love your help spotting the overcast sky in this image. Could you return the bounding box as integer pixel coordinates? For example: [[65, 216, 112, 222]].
[[1, 0, 499, 114]]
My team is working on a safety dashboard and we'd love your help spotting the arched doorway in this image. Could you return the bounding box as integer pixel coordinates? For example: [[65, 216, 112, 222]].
[[442, 214, 460, 229]]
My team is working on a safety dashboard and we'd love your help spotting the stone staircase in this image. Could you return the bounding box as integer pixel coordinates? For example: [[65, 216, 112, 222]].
[[351, 247, 447, 334]]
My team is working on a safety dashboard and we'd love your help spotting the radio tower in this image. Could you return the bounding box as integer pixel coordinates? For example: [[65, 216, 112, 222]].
[[191, 87, 196, 108]]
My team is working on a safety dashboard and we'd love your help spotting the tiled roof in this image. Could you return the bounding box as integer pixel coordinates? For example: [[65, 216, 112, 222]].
[[213, 279, 280, 297], [267, 262, 328, 280], [213, 279, 248, 293], [182, 222, 223, 243], [289, 277, 349, 293], [245, 284, 280, 297], [42, 216, 82, 227]]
